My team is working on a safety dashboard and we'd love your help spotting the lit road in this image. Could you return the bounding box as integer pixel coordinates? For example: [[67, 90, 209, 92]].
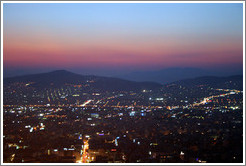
[[80, 100, 92, 107], [82, 140, 89, 163], [193, 89, 241, 107]]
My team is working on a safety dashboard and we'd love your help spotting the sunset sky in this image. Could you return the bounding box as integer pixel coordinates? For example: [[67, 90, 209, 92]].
[[3, 3, 244, 77]]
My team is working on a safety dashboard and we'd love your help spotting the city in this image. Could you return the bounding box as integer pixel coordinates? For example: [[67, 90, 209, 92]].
[[3, 71, 243, 163]]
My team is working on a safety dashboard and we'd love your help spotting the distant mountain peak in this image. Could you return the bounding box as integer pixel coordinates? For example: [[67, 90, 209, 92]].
[[46, 70, 83, 77], [49, 70, 72, 74], [4, 70, 162, 92]]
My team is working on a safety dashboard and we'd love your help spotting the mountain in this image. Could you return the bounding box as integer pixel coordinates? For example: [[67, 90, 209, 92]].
[[4, 70, 243, 92], [116, 67, 243, 84], [4, 70, 162, 91], [172, 75, 243, 90]]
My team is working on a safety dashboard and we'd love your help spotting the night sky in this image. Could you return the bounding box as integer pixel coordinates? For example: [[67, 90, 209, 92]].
[[3, 3, 243, 77]]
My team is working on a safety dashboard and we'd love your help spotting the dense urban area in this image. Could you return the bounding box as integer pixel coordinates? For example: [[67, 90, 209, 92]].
[[3, 71, 243, 163]]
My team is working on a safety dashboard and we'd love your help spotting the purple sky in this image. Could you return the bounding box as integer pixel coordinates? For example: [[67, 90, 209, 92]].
[[3, 3, 243, 77]]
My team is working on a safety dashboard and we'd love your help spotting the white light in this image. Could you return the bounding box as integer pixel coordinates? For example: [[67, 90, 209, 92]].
[[81, 100, 92, 107]]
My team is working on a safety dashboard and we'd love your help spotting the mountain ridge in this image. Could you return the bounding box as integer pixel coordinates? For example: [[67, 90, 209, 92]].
[[4, 70, 162, 91], [116, 67, 243, 84], [4, 70, 243, 91]]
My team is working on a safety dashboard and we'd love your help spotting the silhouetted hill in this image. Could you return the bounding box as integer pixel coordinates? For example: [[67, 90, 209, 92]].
[[4, 70, 162, 91], [4, 70, 243, 92], [116, 67, 243, 84]]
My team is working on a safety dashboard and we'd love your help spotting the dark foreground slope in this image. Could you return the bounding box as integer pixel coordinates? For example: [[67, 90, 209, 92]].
[[172, 75, 243, 90]]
